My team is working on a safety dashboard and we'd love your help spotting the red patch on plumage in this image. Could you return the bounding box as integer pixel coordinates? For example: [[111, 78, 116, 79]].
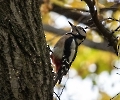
[[50, 54, 61, 73]]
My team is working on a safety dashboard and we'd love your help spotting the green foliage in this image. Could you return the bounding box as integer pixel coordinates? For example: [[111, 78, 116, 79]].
[[72, 45, 117, 77]]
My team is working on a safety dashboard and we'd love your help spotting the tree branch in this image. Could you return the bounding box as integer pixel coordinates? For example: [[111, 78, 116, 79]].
[[51, 3, 119, 27], [51, 4, 91, 23], [43, 24, 115, 53], [84, 0, 118, 55]]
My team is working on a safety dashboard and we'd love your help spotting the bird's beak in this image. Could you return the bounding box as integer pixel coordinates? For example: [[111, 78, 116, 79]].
[[68, 21, 76, 30]]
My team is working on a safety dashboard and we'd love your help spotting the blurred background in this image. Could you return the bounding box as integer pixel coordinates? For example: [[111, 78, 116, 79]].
[[40, 0, 120, 100]]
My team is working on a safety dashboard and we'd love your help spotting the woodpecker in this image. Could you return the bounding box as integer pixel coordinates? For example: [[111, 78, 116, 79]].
[[117, 36, 120, 58], [50, 21, 86, 86]]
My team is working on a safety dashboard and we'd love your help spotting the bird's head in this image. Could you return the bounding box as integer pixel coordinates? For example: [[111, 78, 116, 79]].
[[68, 21, 87, 44], [68, 21, 86, 38]]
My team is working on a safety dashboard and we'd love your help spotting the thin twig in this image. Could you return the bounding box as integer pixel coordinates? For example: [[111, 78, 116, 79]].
[[113, 66, 120, 75], [102, 18, 120, 22], [54, 72, 69, 100], [110, 92, 120, 100], [107, 18, 120, 22], [59, 73, 69, 97], [111, 25, 120, 35], [53, 92, 60, 100], [113, 66, 120, 69]]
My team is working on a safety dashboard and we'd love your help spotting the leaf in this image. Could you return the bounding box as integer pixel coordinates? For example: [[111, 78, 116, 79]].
[[99, 91, 111, 100], [113, 10, 120, 20]]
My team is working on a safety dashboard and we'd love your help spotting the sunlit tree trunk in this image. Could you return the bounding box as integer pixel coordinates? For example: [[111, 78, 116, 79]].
[[0, 0, 53, 100]]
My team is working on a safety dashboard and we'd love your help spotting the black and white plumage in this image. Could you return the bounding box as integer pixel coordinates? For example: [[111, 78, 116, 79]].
[[50, 21, 86, 86]]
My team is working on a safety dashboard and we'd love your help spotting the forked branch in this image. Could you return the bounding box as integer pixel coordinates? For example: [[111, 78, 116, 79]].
[[83, 0, 118, 55]]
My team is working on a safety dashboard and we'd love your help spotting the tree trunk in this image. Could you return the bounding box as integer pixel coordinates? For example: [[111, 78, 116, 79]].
[[0, 0, 53, 100]]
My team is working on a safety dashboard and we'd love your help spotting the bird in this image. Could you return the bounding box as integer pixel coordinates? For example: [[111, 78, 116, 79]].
[[50, 21, 86, 86]]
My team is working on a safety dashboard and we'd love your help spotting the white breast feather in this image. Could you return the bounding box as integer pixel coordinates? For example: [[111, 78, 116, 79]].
[[69, 39, 76, 63]]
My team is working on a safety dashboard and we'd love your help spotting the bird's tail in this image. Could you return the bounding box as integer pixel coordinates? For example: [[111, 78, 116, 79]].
[[53, 68, 64, 86]]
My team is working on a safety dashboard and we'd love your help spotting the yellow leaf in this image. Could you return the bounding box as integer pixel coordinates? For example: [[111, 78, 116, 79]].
[[110, 21, 119, 31], [111, 93, 120, 100], [113, 10, 120, 20], [69, 1, 87, 9], [99, 91, 111, 100]]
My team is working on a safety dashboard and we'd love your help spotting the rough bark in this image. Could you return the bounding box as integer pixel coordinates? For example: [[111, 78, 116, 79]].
[[0, 0, 53, 100]]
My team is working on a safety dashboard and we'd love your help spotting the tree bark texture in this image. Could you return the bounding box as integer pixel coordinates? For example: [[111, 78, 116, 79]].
[[0, 0, 53, 100]]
